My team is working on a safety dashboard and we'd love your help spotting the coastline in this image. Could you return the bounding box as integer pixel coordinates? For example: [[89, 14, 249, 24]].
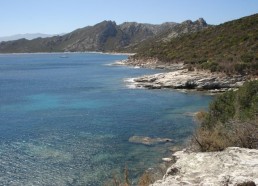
[[118, 58, 249, 93], [118, 57, 258, 185], [0, 51, 136, 56]]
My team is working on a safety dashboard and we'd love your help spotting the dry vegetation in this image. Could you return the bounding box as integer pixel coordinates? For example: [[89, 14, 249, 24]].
[[193, 80, 258, 152]]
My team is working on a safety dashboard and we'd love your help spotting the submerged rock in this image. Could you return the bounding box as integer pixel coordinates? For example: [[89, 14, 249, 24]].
[[152, 147, 258, 186], [129, 136, 172, 145], [162, 158, 173, 162]]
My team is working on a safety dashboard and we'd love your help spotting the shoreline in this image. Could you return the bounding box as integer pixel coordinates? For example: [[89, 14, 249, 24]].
[[131, 69, 247, 93], [117, 58, 258, 185], [0, 51, 136, 56], [118, 58, 249, 93]]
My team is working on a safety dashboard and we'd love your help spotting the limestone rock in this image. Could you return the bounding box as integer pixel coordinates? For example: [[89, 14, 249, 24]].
[[129, 69, 246, 92], [152, 147, 258, 186]]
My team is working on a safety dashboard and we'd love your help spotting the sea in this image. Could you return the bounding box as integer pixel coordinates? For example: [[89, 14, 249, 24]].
[[0, 53, 212, 185]]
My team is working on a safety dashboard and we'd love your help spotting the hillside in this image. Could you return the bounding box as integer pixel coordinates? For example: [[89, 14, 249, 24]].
[[0, 19, 208, 53], [133, 14, 258, 75]]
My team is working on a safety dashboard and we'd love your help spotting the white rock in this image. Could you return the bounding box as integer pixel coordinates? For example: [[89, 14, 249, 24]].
[[132, 70, 246, 91], [162, 158, 172, 162], [152, 147, 258, 186]]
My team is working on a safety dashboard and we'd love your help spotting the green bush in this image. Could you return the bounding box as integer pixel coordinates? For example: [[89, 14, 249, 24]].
[[194, 80, 258, 151], [234, 63, 248, 74], [203, 90, 236, 128], [241, 54, 254, 63], [236, 80, 258, 119]]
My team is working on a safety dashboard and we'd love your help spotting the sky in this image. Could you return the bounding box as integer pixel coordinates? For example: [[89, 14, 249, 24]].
[[0, 0, 257, 37]]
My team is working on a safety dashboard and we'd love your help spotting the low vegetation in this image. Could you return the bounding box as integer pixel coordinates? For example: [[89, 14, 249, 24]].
[[194, 80, 258, 152], [133, 14, 258, 75]]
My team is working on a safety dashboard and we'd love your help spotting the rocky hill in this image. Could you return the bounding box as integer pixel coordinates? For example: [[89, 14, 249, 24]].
[[126, 18, 209, 51], [131, 14, 258, 75], [0, 19, 209, 53]]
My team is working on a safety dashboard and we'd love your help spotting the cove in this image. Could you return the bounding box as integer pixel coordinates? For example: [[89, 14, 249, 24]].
[[0, 53, 213, 185]]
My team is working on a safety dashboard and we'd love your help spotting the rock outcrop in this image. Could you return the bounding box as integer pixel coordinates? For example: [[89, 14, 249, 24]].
[[127, 69, 246, 92], [152, 147, 258, 186]]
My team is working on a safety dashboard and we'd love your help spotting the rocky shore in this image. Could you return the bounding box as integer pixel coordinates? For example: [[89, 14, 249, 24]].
[[121, 58, 248, 92], [119, 58, 257, 186], [132, 69, 246, 92], [152, 147, 258, 186]]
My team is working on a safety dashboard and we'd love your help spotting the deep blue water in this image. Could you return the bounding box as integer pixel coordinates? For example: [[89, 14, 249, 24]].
[[0, 53, 212, 185]]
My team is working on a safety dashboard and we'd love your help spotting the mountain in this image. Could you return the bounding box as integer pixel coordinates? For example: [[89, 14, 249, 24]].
[[0, 19, 209, 53], [132, 14, 258, 75], [126, 18, 209, 51], [0, 33, 57, 42]]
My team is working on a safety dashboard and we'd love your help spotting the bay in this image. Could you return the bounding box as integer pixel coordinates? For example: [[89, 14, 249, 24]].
[[0, 53, 212, 185]]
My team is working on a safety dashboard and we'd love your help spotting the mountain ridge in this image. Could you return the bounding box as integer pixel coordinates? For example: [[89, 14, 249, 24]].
[[0, 19, 209, 53]]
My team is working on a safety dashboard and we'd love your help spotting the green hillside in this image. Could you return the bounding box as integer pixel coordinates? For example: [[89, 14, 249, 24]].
[[134, 14, 258, 75]]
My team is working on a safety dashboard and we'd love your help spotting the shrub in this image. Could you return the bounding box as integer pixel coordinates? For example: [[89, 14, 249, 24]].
[[193, 80, 258, 151], [241, 54, 254, 63], [138, 172, 154, 186], [236, 80, 258, 120], [200, 61, 219, 72], [234, 63, 248, 74], [194, 123, 233, 151], [194, 120, 258, 152], [203, 90, 236, 128]]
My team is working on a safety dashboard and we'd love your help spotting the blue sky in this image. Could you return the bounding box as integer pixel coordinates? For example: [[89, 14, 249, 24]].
[[0, 0, 257, 37]]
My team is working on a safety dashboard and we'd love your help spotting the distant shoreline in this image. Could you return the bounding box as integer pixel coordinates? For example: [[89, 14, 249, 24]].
[[0, 51, 136, 56]]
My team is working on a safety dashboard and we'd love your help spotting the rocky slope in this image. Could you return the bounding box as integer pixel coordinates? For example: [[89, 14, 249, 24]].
[[152, 147, 258, 186], [0, 19, 209, 53]]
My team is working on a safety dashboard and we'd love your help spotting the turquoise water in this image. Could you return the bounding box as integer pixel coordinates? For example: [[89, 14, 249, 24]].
[[0, 53, 212, 185]]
